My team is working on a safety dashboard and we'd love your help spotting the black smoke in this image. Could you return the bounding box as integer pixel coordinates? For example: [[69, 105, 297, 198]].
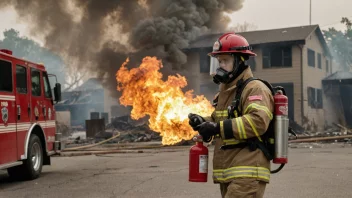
[[0, 0, 245, 97]]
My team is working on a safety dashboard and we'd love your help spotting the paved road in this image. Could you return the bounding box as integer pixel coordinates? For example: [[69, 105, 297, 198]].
[[1, 143, 352, 198]]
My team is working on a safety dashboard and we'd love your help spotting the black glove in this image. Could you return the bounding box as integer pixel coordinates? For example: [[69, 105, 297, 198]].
[[188, 113, 206, 130], [194, 121, 220, 139]]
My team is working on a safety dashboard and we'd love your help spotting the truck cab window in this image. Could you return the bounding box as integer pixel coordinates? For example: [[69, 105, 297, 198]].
[[31, 68, 42, 96], [16, 65, 27, 94], [43, 72, 52, 98], [0, 60, 13, 92]]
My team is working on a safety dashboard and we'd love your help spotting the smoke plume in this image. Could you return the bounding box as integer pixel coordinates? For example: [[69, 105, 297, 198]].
[[1, 0, 245, 97]]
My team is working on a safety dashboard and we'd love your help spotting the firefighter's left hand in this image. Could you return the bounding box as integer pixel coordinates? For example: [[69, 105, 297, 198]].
[[194, 121, 220, 138]]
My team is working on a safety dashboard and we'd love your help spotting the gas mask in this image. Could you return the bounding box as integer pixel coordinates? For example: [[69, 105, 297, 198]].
[[212, 67, 233, 84], [211, 55, 246, 85]]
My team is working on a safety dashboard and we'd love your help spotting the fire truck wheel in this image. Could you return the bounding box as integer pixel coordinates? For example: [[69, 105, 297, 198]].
[[7, 134, 43, 180]]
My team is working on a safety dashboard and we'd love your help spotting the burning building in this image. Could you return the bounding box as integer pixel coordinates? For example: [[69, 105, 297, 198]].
[[54, 78, 131, 127], [322, 71, 352, 128]]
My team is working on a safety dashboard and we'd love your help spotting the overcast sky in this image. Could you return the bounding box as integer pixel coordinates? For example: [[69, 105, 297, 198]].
[[229, 0, 351, 31], [0, 0, 350, 43]]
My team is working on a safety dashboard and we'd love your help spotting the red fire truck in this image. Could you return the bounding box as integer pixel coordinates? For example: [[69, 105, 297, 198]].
[[0, 49, 62, 180]]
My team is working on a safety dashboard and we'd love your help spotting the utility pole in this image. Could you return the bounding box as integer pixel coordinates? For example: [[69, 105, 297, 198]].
[[309, 0, 312, 25]]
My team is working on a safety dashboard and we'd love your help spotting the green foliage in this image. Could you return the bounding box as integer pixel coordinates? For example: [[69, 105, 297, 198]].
[[0, 28, 65, 84], [323, 17, 352, 71]]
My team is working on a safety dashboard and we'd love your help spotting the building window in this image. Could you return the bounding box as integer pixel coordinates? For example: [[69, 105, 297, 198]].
[[0, 60, 13, 92], [317, 89, 322, 108], [326, 59, 329, 73], [308, 48, 315, 67], [16, 65, 27, 94], [317, 53, 321, 69], [247, 56, 256, 71], [200, 51, 210, 73], [262, 46, 292, 68], [307, 86, 322, 109]]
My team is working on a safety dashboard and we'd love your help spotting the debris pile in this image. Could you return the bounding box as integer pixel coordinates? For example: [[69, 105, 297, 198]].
[[105, 116, 194, 145], [96, 129, 162, 143], [289, 120, 305, 134], [104, 116, 162, 143], [56, 121, 72, 137], [62, 114, 199, 147], [295, 122, 352, 139]]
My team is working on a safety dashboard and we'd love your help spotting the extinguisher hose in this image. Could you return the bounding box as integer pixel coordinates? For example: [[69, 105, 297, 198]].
[[270, 163, 285, 174]]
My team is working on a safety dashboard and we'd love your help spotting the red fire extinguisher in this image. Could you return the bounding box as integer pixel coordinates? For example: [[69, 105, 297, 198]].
[[189, 135, 208, 182], [273, 90, 289, 165]]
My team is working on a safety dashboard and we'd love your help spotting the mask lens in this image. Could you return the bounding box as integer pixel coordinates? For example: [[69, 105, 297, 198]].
[[210, 57, 219, 76], [216, 68, 225, 75]]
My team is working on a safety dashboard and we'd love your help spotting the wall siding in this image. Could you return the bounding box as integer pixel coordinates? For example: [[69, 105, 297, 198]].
[[185, 46, 303, 124], [302, 31, 333, 131], [252, 46, 302, 124]]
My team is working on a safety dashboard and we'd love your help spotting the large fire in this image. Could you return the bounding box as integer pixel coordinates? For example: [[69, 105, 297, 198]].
[[116, 56, 215, 145]]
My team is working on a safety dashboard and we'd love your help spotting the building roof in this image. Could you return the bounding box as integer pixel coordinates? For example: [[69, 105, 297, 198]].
[[187, 24, 331, 57], [323, 71, 352, 81], [73, 78, 103, 91]]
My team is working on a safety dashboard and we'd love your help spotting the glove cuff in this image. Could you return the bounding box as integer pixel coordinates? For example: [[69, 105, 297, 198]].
[[215, 122, 220, 135]]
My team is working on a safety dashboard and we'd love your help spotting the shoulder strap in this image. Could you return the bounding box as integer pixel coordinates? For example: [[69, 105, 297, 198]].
[[232, 77, 275, 116], [212, 92, 220, 107]]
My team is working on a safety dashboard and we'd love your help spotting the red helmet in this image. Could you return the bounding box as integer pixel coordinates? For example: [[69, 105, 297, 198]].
[[208, 33, 256, 57]]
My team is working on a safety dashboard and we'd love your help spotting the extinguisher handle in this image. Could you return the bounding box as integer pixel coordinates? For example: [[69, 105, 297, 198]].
[[275, 86, 286, 95], [202, 135, 213, 143]]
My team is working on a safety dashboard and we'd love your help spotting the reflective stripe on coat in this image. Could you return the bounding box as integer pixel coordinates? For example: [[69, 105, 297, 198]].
[[203, 66, 274, 184]]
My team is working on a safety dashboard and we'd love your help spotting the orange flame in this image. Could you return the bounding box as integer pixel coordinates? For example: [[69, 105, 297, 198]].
[[116, 56, 215, 145]]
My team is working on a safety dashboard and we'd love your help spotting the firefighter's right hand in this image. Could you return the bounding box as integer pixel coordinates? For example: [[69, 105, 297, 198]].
[[188, 113, 206, 130]]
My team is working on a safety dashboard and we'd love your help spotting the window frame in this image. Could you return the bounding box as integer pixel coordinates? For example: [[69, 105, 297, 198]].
[[262, 46, 292, 68], [307, 48, 315, 67], [317, 53, 322, 69], [0, 59, 14, 93], [30, 68, 42, 97], [43, 71, 53, 99], [307, 86, 323, 109], [16, 65, 28, 94]]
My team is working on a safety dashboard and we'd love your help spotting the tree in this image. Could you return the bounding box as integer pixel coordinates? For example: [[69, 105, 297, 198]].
[[323, 17, 352, 71], [0, 29, 84, 91], [228, 21, 258, 33]]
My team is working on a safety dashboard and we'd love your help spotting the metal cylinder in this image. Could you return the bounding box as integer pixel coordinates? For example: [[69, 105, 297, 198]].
[[274, 116, 289, 164], [273, 91, 289, 164]]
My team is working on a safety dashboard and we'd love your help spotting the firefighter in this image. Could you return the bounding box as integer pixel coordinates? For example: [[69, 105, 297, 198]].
[[188, 33, 274, 198]]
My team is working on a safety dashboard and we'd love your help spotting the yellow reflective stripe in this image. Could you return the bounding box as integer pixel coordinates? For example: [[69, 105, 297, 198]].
[[234, 110, 238, 118], [215, 110, 228, 116], [214, 166, 269, 172], [235, 117, 242, 139], [244, 103, 273, 120], [213, 166, 270, 181], [215, 110, 228, 119], [223, 138, 244, 145], [269, 138, 274, 144], [243, 115, 262, 142], [239, 118, 246, 139], [216, 113, 228, 116], [220, 121, 225, 139]]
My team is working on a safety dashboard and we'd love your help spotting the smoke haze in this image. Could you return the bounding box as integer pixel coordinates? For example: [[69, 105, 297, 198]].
[[0, 0, 245, 96]]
